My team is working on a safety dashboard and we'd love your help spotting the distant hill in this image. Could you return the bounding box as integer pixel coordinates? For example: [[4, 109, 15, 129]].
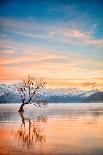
[[0, 93, 21, 103], [84, 91, 103, 103]]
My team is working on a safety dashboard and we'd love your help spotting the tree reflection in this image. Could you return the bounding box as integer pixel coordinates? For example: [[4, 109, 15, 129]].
[[12, 112, 47, 149], [91, 110, 103, 122]]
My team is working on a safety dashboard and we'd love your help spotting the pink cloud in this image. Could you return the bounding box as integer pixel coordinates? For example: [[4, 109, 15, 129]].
[[1, 18, 103, 47], [49, 28, 103, 47]]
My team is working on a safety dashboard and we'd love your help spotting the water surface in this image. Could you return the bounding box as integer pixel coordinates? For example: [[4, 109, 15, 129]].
[[0, 103, 103, 155]]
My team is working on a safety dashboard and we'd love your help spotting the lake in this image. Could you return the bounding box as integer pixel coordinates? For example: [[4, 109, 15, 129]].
[[0, 103, 103, 155]]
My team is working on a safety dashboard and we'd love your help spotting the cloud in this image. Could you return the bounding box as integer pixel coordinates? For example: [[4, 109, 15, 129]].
[[82, 81, 96, 87], [49, 28, 103, 47], [0, 39, 102, 73], [1, 18, 103, 47], [0, 18, 103, 89], [0, 49, 15, 55], [0, 39, 101, 66], [0, 44, 102, 83]]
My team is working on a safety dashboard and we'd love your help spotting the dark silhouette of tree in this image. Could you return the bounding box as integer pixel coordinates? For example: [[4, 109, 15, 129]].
[[18, 75, 46, 112]]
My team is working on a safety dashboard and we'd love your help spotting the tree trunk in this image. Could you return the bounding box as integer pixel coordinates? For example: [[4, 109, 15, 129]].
[[19, 111, 25, 125], [18, 102, 28, 112]]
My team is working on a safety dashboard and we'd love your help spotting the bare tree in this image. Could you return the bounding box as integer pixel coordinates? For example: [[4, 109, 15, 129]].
[[18, 75, 46, 112]]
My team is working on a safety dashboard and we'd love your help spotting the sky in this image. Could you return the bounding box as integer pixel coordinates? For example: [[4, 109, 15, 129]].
[[0, 0, 103, 89]]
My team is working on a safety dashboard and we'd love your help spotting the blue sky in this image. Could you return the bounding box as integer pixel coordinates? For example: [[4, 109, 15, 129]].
[[0, 0, 103, 89]]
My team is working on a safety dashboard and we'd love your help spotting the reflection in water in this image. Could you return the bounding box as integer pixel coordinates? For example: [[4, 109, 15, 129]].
[[12, 112, 47, 149], [0, 104, 103, 155]]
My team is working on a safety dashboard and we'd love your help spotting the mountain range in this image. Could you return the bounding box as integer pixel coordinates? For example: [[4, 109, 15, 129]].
[[0, 84, 103, 103]]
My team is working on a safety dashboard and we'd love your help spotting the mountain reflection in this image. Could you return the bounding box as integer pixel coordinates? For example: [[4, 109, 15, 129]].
[[12, 112, 47, 149]]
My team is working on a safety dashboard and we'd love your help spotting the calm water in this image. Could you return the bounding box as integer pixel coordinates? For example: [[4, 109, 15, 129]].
[[0, 103, 103, 155]]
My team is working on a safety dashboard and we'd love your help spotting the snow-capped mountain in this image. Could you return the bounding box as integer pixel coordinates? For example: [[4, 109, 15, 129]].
[[42, 87, 99, 97], [0, 83, 102, 103], [0, 83, 18, 96]]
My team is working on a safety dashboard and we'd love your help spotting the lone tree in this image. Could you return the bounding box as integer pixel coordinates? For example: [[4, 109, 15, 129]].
[[18, 75, 46, 112]]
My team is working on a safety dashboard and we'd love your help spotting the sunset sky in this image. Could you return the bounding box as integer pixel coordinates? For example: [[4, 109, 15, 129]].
[[0, 0, 103, 89]]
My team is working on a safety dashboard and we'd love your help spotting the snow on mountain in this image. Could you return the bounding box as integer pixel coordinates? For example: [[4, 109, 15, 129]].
[[0, 83, 102, 103], [42, 87, 99, 98], [0, 83, 100, 98], [0, 83, 18, 96]]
